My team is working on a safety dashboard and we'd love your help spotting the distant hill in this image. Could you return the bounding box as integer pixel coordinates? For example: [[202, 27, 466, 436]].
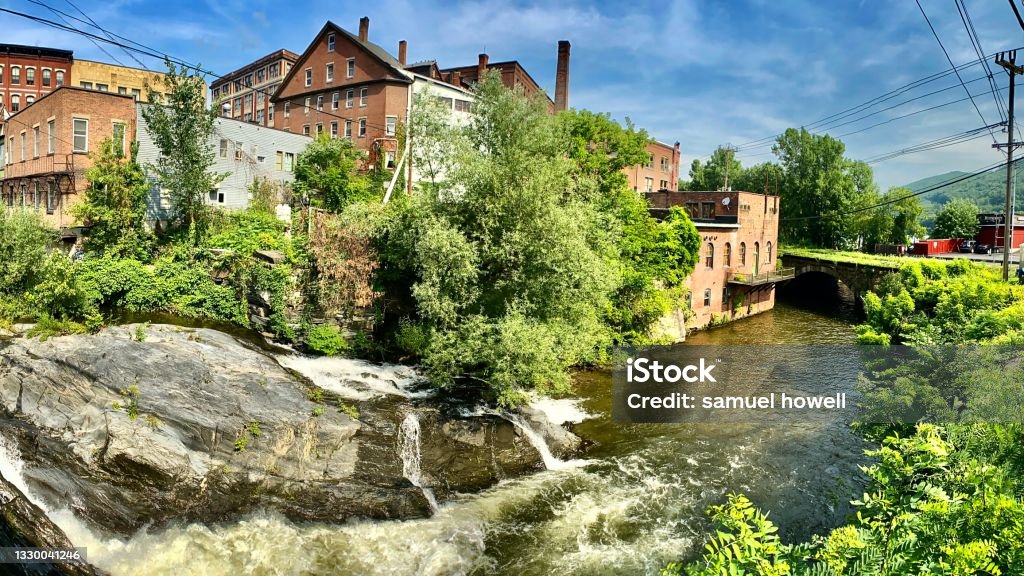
[[905, 163, 1024, 217]]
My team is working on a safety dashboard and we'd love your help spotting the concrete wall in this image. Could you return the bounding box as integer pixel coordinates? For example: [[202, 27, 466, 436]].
[[135, 106, 311, 221]]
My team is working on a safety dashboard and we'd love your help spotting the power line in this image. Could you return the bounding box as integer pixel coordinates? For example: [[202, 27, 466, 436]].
[[957, 0, 1007, 123], [1, 5, 398, 134], [862, 123, 1003, 164], [25, 0, 126, 68], [1010, 0, 1024, 31], [62, 0, 151, 70], [915, 0, 1000, 146]]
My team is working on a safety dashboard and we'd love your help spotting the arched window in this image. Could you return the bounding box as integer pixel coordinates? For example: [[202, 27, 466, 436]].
[[11, 66, 20, 84], [724, 242, 732, 267], [25, 67, 35, 86], [25, 95, 34, 105], [740, 242, 747, 266], [703, 288, 712, 307], [10, 94, 19, 113], [705, 242, 715, 269], [767, 241, 773, 264], [754, 242, 761, 275], [55, 70, 64, 86]]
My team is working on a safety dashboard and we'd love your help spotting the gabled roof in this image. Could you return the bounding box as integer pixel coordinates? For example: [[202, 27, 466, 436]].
[[272, 21, 410, 101]]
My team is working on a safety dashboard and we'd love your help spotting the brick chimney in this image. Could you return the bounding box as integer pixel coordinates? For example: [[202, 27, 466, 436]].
[[555, 40, 570, 112], [477, 53, 489, 82], [398, 40, 407, 66], [452, 70, 461, 87], [358, 17, 369, 42]]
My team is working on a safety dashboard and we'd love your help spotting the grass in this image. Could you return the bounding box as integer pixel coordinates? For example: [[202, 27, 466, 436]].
[[780, 246, 949, 268]]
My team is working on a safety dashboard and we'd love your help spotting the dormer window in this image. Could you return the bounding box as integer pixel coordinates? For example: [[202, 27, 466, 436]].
[[304, 68, 312, 87], [347, 58, 355, 78], [328, 33, 336, 52]]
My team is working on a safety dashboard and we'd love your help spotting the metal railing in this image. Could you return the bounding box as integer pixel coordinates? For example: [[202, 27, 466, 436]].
[[728, 267, 796, 285]]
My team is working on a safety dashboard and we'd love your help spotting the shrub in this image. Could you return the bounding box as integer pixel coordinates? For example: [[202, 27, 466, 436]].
[[0, 210, 56, 295], [305, 324, 348, 356]]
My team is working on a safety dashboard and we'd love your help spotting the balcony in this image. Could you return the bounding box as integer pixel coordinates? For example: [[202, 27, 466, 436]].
[[728, 267, 796, 286]]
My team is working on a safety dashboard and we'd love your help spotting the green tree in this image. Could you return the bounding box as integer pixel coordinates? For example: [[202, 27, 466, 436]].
[[731, 161, 783, 195], [683, 146, 742, 191], [560, 109, 651, 196], [294, 134, 370, 211], [772, 128, 874, 248], [141, 59, 225, 244], [0, 210, 56, 295], [857, 187, 925, 249], [409, 90, 465, 194], [931, 198, 980, 240], [72, 139, 153, 259]]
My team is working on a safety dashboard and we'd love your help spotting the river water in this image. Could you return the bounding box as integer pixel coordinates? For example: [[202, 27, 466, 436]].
[[18, 289, 869, 576]]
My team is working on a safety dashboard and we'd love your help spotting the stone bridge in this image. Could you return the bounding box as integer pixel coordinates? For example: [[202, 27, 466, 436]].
[[780, 253, 900, 299]]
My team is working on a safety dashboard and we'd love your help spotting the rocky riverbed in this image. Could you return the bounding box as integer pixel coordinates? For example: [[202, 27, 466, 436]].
[[0, 324, 583, 545]]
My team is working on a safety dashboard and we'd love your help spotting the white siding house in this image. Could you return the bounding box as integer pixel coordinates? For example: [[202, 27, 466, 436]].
[[136, 105, 311, 221], [406, 74, 474, 187]]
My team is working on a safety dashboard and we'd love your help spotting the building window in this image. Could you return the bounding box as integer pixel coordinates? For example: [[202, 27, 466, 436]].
[[56, 70, 64, 86], [454, 99, 472, 113], [723, 287, 729, 307], [269, 63, 280, 78], [0, 65, 4, 84], [284, 102, 290, 118], [317, 95, 323, 111], [705, 242, 714, 269], [330, 121, 338, 138], [316, 123, 324, 136], [386, 116, 397, 136], [359, 87, 368, 107], [257, 109, 264, 125], [304, 97, 310, 114], [347, 58, 355, 78], [275, 151, 283, 170], [245, 74, 253, 87], [33, 126, 39, 158], [284, 152, 294, 171], [740, 242, 746, 266], [303, 124, 310, 136], [326, 63, 334, 82], [11, 66, 20, 84], [724, 242, 732, 267], [26, 95, 34, 106], [112, 122, 126, 156], [385, 151, 396, 169], [701, 202, 715, 219], [346, 89, 353, 108], [257, 67, 265, 84], [42, 69, 51, 87], [684, 201, 698, 218], [96, 83, 109, 92], [344, 119, 352, 138], [753, 242, 760, 274], [73, 118, 88, 152], [305, 68, 312, 87], [235, 141, 244, 161], [644, 177, 653, 193], [358, 118, 366, 137], [328, 33, 336, 52], [767, 241, 773, 264], [47, 120, 55, 154], [80, 81, 92, 89], [219, 139, 229, 158], [46, 180, 56, 214], [703, 289, 711, 307], [332, 92, 340, 110], [269, 103, 275, 122], [25, 68, 35, 85], [19, 133, 25, 162], [9, 95, 18, 113], [118, 87, 127, 95]]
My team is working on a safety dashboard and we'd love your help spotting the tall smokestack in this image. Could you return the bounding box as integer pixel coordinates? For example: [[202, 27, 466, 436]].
[[398, 40, 407, 66], [555, 40, 570, 112], [478, 53, 489, 82], [358, 17, 369, 42]]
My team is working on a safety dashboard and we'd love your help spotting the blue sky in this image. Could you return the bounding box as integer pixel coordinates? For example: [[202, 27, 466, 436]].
[[2, 0, 1021, 189]]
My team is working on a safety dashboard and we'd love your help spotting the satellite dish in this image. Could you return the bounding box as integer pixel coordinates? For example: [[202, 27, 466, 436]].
[[722, 197, 731, 206]]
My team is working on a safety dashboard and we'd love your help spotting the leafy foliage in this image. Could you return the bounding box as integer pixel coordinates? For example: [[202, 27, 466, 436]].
[[304, 323, 349, 356], [930, 199, 980, 240], [293, 134, 371, 211]]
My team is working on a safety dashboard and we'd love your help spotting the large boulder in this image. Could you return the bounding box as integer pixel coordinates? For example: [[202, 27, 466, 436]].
[[0, 325, 426, 537]]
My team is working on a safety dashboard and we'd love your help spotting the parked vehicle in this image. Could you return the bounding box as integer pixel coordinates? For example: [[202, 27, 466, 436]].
[[974, 243, 993, 255], [958, 240, 976, 253]]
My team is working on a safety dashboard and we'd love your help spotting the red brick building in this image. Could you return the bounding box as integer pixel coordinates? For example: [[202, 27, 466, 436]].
[[0, 44, 73, 116], [270, 18, 414, 167], [432, 41, 570, 111], [626, 141, 680, 193], [976, 213, 1024, 251], [2, 87, 136, 231], [210, 49, 298, 127], [647, 190, 788, 338]]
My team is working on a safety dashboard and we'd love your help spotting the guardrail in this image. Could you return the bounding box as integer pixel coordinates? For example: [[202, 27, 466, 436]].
[[728, 267, 796, 286]]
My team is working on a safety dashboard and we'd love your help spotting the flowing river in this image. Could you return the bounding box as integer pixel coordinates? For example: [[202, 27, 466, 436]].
[[5, 285, 870, 576]]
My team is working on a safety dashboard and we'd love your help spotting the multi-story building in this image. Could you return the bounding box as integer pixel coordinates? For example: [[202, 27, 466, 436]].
[[210, 49, 298, 126], [0, 44, 73, 116], [626, 141, 680, 193], [975, 213, 1024, 252], [646, 190, 790, 339], [136, 106, 311, 221], [270, 17, 569, 171], [1, 86, 136, 231], [70, 60, 172, 103]]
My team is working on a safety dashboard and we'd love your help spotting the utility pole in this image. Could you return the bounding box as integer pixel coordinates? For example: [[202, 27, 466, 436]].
[[995, 50, 1023, 280]]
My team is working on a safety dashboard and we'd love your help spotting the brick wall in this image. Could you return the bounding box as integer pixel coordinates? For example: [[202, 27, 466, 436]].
[[625, 141, 679, 193], [0, 47, 73, 114]]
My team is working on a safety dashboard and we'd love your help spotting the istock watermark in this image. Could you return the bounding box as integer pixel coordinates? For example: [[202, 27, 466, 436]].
[[611, 344, 1024, 424]]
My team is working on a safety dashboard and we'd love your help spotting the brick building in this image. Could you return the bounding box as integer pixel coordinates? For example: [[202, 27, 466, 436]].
[[626, 141, 680, 193], [646, 190, 788, 338], [210, 49, 298, 126], [975, 213, 1024, 251], [1, 87, 136, 231], [71, 60, 173, 103], [0, 44, 73, 116]]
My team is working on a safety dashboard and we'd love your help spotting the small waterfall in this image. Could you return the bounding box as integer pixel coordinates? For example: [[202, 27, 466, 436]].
[[399, 414, 439, 513], [505, 414, 588, 471]]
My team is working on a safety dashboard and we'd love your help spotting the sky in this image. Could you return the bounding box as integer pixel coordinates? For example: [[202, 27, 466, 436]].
[[1, 0, 1022, 189]]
